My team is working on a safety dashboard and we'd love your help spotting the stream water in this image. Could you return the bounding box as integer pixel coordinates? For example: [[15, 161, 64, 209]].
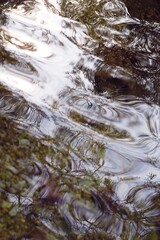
[[0, 0, 160, 239]]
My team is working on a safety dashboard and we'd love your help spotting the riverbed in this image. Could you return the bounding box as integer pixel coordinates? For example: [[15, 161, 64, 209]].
[[0, 0, 160, 239]]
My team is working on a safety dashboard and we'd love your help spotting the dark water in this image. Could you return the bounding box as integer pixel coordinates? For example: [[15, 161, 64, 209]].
[[0, 0, 160, 239]]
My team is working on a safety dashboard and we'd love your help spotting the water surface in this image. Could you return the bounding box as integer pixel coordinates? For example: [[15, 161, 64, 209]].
[[0, 0, 160, 239]]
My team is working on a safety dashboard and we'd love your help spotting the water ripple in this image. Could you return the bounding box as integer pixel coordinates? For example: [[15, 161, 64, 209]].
[[0, 0, 160, 239]]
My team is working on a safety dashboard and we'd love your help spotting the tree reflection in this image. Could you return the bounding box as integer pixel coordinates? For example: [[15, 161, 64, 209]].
[[0, 0, 160, 239], [61, 0, 160, 104]]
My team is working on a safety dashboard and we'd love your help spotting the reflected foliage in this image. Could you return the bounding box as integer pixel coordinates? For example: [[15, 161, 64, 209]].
[[61, 0, 160, 104], [0, 0, 160, 239], [123, 0, 160, 22]]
